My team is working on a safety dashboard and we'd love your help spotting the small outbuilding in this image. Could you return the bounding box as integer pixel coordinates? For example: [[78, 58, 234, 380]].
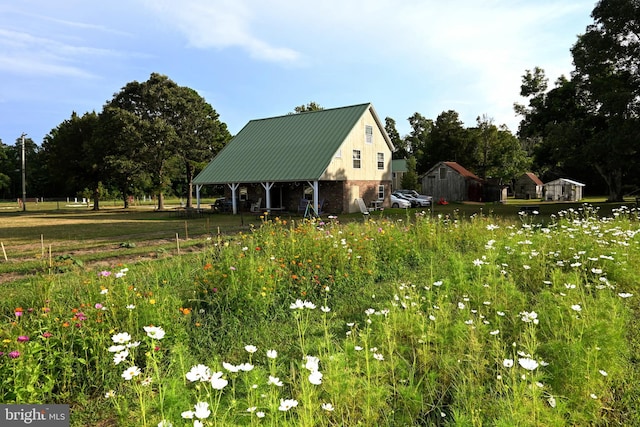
[[543, 178, 585, 202], [420, 161, 484, 202], [515, 172, 543, 200], [391, 159, 407, 191]]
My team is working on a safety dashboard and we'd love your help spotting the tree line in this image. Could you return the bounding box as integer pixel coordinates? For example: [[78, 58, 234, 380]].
[[1, 0, 637, 205]]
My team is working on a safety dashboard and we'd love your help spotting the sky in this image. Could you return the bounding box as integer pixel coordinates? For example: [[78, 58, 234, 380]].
[[0, 0, 595, 147]]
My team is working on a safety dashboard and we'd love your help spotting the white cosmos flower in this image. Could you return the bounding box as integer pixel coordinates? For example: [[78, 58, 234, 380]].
[[548, 395, 557, 408], [518, 358, 539, 371], [121, 366, 141, 380], [278, 398, 298, 411], [193, 421, 203, 427], [210, 373, 228, 390], [186, 364, 211, 382], [126, 304, 136, 310], [108, 345, 126, 353], [489, 330, 500, 335], [320, 305, 331, 312], [223, 362, 239, 373], [473, 258, 484, 267], [113, 349, 129, 365], [321, 402, 335, 411], [269, 376, 283, 387], [308, 370, 323, 385], [503, 359, 514, 368], [193, 402, 211, 419], [618, 293, 633, 298], [112, 332, 132, 344], [571, 304, 582, 312], [256, 412, 265, 418], [143, 326, 166, 340], [303, 300, 316, 309], [373, 353, 384, 361], [266, 349, 278, 359], [244, 345, 257, 354], [599, 369, 608, 376], [305, 355, 320, 372], [290, 299, 305, 309], [238, 363, 254, 372]]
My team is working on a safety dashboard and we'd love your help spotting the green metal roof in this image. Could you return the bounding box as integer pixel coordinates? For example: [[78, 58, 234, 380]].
[[194, 103, 388, 184], [391, 159, 407, 173]]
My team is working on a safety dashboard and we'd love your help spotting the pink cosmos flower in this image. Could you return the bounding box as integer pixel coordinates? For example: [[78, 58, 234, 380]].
[[8, 351, 20, 359], [17, 336, 29, 342]]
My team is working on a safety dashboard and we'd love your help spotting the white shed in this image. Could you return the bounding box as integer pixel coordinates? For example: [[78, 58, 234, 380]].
[[543, 178, 585, 202]]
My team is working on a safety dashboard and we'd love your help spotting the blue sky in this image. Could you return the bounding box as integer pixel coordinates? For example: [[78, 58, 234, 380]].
[[0, 0, 595, 146]]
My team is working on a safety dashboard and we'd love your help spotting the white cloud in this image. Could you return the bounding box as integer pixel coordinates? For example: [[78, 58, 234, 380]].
[[142, 0, 301, 63]]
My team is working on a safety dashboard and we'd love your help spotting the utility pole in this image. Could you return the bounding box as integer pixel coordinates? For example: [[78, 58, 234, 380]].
[[21, 133, 26, 212]]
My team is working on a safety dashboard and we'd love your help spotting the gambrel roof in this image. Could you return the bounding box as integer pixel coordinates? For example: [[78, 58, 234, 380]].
[[194, 103, 393, 184]]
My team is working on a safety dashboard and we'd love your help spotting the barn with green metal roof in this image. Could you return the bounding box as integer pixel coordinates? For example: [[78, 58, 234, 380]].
[[194, 103, 394, 214]]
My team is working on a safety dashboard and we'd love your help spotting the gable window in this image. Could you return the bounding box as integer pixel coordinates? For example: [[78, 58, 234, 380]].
[[439, 167, 447, 180], [365, 125, 373, 144], [377, 153, 384, 170], [335, 148, 342, 158], [352, 150, 361, 168], [378, 185, 384, 200]]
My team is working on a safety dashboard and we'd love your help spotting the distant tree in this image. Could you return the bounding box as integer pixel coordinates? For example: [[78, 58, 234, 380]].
[[400, 156, 420, 190], [42, 112, 105, 208], [427, 110, 473, 169], [516, 0, 640, 201], [404, 112, 433, 173], [293, 102, 324, 113], [103, 73, 230, 209], [6, 136, 42, 200], [0, 140, 10, 196], [471, 115, 530, 182], [570, 0, 640, 200], [385, 117, 407, 159]]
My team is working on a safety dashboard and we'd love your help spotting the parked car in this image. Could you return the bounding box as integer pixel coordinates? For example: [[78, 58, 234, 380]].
[[391, 191, 419, 208], [396, 189, 432, 207], [390, 193, 411, 208]]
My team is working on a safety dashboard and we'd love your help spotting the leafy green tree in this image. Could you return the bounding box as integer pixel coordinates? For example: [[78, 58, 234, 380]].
[[570, 0, 640, 200], [404, 112, 433, 173], [471, 115, 530, 183], [103, 73, 230, 209], [0, 140, 10, 196], [169, 85, 231, 207], [385, 117, 407, 159], [42, 112, 104, 207], [293, 102, 323, 113], [400, 156, 420, 190], [427, 110, 473, 169]]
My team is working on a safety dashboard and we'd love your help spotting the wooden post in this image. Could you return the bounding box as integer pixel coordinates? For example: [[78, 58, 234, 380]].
[[41, 234, 44, 258], [176, 233, 180, 255], [1, 242, 7, 261], [184, 221, 189, 240]]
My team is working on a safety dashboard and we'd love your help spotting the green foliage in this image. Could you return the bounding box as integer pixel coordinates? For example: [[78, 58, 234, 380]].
[[1, 206, 640, 426]]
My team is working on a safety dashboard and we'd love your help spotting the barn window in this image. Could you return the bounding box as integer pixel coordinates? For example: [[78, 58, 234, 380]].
[[377, 153, 384, 170], [353, 150, 361, 168], [439, 167, 447, 179], [365, 125, 373, 144], [378, 185, 385, 200]]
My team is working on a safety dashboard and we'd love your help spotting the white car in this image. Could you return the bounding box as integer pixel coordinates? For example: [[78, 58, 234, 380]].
[[390, 193, 411, 208], [397, 189, 432, 207]]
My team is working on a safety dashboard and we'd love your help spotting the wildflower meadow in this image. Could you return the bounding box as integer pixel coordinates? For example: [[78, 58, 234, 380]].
[[1, 205, 639, 426]]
